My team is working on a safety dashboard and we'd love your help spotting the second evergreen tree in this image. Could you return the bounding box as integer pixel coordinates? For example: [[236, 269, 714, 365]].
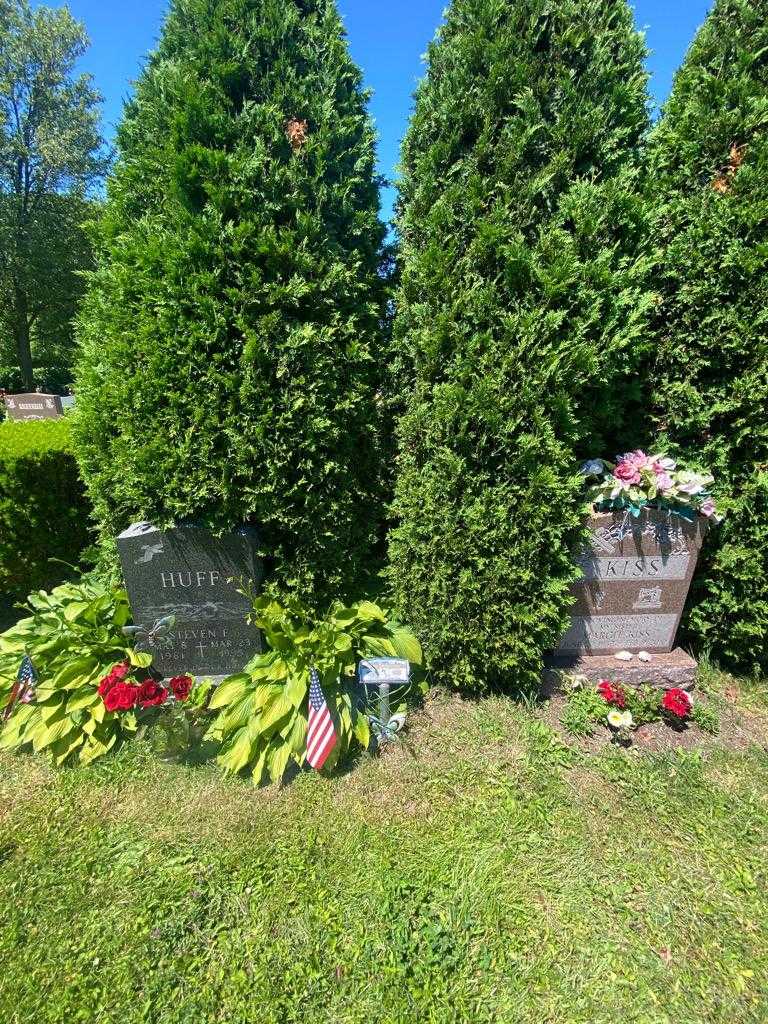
[[389, 0, 652, 690]]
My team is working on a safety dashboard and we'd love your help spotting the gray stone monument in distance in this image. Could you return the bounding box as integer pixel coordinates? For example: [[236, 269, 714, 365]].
[[118, 522, 263, 680]]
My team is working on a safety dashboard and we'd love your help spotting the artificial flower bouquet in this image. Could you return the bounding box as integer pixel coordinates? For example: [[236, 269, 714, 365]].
[[581, 450, 720, 521]]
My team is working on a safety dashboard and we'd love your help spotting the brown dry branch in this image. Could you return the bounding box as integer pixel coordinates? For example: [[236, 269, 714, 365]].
[[285, 118, 309, 153]]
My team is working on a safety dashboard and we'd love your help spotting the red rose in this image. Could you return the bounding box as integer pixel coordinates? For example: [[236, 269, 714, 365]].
[[597, 679, 626, 708], [137, 680, 168, 708], [169, 675, 193, 701], [98, 673, 116, 697], [104, 682, 140, 713], [662, 688, 692, 719], [98, 661, 132, 697]]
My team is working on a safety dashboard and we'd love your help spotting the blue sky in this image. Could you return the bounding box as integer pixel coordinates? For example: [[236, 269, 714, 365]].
[[32, 0, 713, 221]]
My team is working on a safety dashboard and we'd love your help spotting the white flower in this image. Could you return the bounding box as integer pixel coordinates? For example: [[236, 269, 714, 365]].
[[581, 459, 605, 477], [608, 710, 634, 730]]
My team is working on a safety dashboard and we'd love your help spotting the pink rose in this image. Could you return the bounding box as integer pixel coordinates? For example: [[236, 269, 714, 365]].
[[614, 460, 641, 485], [654, 472, 674, 493], [700, 498, 717, 518]]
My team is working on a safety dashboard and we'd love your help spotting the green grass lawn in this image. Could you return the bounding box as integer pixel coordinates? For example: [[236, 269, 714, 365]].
[[1, 686, 767, 1023]]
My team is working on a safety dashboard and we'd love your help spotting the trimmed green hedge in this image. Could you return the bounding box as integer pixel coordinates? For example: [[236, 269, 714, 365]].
[[73, 0, 388, 609], [0, 420, 91, 596], [646, 0, 768, 673], [388, 0, 652, 691]]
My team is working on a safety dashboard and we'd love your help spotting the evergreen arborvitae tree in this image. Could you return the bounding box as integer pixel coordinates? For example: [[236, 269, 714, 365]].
[[647, 0, 768, 673], [73, 0, 387, 608], [388, 0, 652, 691]]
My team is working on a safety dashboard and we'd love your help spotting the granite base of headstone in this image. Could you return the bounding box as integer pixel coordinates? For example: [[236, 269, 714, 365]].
[[117, 522, 263, 681], [546, 508, 707, 690], [544, 649, 697, 692]]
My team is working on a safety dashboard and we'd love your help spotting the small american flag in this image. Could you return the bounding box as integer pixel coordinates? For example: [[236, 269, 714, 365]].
[[2, 655, 37, 723], [306, 668, 337, 771]]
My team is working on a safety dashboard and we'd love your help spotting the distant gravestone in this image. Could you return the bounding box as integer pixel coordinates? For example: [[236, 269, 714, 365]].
[[3, 393, 63, 421], [117, 522, 263, 679], [548, 510, 707, 687]]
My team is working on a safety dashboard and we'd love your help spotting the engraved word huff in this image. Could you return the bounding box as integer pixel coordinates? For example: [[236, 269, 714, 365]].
[[633, 587, 663, 611]]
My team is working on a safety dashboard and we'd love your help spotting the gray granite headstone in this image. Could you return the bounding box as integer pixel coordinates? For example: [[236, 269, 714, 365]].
[[3, 393, 63, 421], [117, 522, 263, 679]]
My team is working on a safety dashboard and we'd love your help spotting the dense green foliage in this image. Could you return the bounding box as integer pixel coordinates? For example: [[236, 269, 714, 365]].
[[0, 1, 105, 388], [209, 594, 421, 783], [73, 0, 388, 607], [647, 0, 768, 674], [0, 420, 91, 596], [2, 683, 768, 1022], [0, 579, 138, 765], [388, 0, 652, 691]]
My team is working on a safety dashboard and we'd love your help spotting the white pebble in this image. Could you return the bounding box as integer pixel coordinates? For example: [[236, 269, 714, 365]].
[[638, 651, 652, 663], [614, 650, 633, 662]]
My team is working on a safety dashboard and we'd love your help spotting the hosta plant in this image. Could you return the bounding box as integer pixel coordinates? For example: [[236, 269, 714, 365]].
[[207, 594, 423, 785], [0, 579, 158, 765]]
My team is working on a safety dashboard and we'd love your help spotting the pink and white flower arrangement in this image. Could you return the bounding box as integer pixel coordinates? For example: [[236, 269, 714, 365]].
[[581, 450, 721, 520]]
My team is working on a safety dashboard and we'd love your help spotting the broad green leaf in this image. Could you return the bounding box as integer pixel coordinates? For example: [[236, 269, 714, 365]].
[[67, 687, 102, 712], [353, 714, 371, 750], [127, 649, 153, 669], [208, 675, 252, 710], [257, 692, 293, 735], [267, 741, 291, 783], [217, 727, 254, 775], [285, 671, 308, 708], [356, 601, 387, 622], [33, 716, 75, 752], [52, 657, 98, 689], [51, 732, 85, 766]]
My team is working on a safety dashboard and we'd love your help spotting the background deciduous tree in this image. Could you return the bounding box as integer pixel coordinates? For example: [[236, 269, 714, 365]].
[[0, 0, 106, 390]]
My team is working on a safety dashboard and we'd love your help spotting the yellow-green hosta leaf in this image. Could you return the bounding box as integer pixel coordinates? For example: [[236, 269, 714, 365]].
[[356, 601, 387, 622], [127, 649, 153, 669], [284, 671, 308, 708], [52, 657, 98, 690], [79, 728, 117, 765], [40, 700, 68, 726], [208, 674, 252, 710], [257, 692, 293, 735], [33, 716, 76, 752], [353, 714, 371, 750], [63, 601, 91, 623], [267, 740, 292, 783], [389, 627, 423, 666], [51, 732, 85, 766], [281, 710, 307, 758], [217, 727, 254, 775], [67, 687, 102, 713]]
